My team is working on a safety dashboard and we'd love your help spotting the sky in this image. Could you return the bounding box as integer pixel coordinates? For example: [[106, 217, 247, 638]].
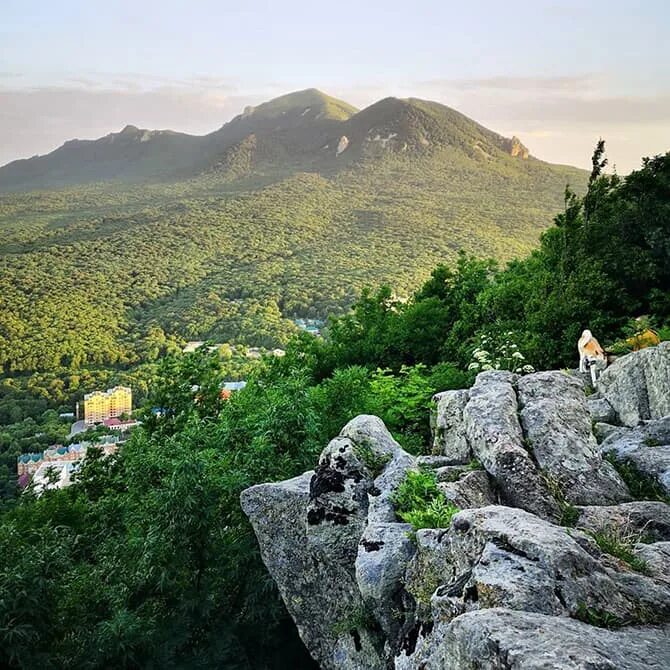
[[1, 0, 668, 172]]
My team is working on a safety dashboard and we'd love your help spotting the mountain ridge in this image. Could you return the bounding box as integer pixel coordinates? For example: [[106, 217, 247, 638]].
[[0, 88, 539, 192]]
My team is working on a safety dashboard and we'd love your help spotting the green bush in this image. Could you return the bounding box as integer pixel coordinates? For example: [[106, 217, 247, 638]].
[[391, 469, 458, 530]]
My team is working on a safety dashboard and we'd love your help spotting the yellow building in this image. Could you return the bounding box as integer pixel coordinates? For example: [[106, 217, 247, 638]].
[[84, 386, 132, 425]]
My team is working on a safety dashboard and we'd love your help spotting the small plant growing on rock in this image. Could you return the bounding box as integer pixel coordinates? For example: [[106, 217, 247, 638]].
[[353, 441, 391, 478], [605, 453, 670, 503], [392, 470, 459, 530], [590, 524, 650, 574], [467, 332, 534, 375], [575, 603, 623, 629], [541, 473, 579, 527]]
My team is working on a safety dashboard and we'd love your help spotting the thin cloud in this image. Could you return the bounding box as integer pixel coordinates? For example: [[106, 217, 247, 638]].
[[422, 74, 597, 92]]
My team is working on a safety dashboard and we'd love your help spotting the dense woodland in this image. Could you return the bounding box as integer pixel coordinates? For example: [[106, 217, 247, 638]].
[[0, 140, 583, 497], [0, 148, 668, 668]]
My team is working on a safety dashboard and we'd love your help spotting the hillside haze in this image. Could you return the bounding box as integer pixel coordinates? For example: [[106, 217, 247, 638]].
[[0, 88, 586, 375]]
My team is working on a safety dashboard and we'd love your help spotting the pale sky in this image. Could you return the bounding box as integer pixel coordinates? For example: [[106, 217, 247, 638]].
[[1, 0, 668, 172]]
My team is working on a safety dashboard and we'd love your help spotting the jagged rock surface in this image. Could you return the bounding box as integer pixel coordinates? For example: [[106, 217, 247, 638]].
[[395, 608, 670, 670], [600, 416, 670, 494], [597, 341, 670, 426], [242, 345, 670, 670], [517, 371, 629, 505]]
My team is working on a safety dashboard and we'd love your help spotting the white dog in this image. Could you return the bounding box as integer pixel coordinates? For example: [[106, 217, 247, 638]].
[[578, 329, 607, 384]]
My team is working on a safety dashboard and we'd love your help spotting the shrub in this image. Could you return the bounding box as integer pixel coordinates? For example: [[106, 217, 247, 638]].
[[391, 469, 458, 530]]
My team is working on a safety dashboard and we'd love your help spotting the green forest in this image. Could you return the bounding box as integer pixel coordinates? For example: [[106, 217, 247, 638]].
[[0, 137, 584, 499], [0, 147, 668, 668]]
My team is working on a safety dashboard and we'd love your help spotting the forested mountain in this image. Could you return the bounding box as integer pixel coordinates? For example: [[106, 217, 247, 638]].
[[0, 89, 586, 379], [1, 88, 572, 191]]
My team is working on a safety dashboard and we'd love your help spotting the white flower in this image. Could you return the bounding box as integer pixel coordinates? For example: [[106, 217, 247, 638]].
[[512, 351, 525, 360]]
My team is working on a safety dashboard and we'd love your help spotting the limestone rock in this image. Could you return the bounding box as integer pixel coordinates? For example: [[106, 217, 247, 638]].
[[340, 415, 415, 524], [587, 396, 617, 423], [634, 541, 670, 580], [396, 608, 670, 670], [463, 371, 561, 520], [597, 342, 670, 426], [241, 473, 385, 670], [517, 371, 630, 505], [431, 390, 471, 462], [437, 469, 495, 508], [336, 135, 350, 155], [355, 522, 415, 642], [307, 436, 374, 566], [600, 417, 670, 494], [405, 506, 670, 626], [575, 501, 670, 542]]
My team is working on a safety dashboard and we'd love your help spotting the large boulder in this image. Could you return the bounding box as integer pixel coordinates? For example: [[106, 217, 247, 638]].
[[463, 371, 561, 520], [600, 417, 670, 494], [517, 371, 630, 505], [437, 469, 495, 509], [396, 608, 670, 670], [355, 522, 415, 643], [340, 415, 415, 524], [404, 506, 670, 627], [597, 342, 670, 427], [431, 390, 471, 462], [575, 500, 670, 542], [241, 473, 385, 670]]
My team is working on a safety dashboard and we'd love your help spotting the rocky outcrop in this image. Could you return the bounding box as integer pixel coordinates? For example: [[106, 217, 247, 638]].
[[242, 345, 670, 670], [396, 608, 670, 670], [516, 371, 629, 505], [600, 416, 670, 494], [597, 341, 670, 426]]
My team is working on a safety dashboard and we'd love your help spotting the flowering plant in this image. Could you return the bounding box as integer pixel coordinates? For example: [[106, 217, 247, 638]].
[[468, 332, 535, 375]]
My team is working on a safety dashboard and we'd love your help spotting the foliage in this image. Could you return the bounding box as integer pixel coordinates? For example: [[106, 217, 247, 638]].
[[590, 525, 650, 574], [605, 454, 670, 504], [575, 603, 623, 629], [467, 332, 534, 374], [391, 469, 458, 530]]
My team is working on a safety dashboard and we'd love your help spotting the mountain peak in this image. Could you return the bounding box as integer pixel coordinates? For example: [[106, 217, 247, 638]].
[[237, 88, 358, 123]]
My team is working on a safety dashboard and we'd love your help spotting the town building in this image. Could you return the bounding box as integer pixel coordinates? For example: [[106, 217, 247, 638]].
[[84, 386, 132, 425], [102, 417, 141, 430], [17, 437, 123, 494]]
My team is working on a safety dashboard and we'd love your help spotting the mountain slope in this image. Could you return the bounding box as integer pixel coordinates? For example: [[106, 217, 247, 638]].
[[0, 88, 587, 374], [1, 89, 543, 192]]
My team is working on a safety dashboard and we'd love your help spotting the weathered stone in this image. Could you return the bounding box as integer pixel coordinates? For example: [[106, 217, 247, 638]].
[[600, 417, 670, 494], [434, 465, 469, 482], [463, 371, 561, 520], [307, 436, 373, 567], [355, 522, 415, 642], [593, 421, 623, 443], [416, 455, 460, 469], [575, 501, 670, 542], [340, 415, 415, 524], [431, 390, 471, 462], [634, 542, 670, 580], [597, 342, 670, 426], [517, 371, 630, 505], [241, 473, 385, 670], [587, 396, 617, 423], [437, 470, 495, 509], [396, 608, 670, 670], [405, 506, 670, 626]]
